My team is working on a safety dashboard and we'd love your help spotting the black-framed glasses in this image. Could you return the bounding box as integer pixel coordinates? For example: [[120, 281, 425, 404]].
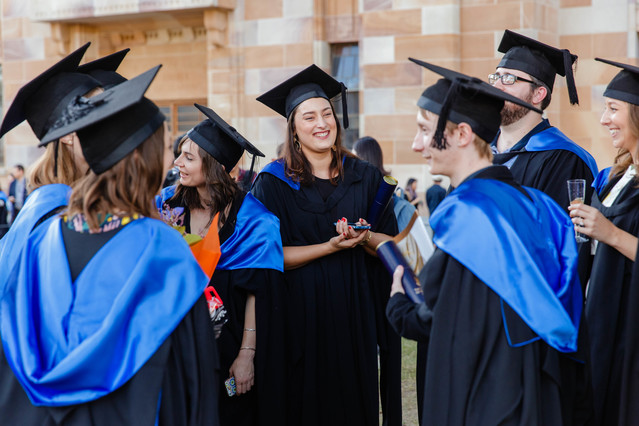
[[488, 73, 537, 86]]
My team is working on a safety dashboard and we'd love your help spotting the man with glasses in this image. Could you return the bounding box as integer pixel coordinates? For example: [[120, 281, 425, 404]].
[[489, 30, 598, 212], [488, 30, 596, 424]]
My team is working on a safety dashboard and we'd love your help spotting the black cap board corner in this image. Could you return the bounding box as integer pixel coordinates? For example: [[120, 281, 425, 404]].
[[78, 48, 130, 86], [497, 29, 579, 105], [0, 42, 92, 139], [256, 64, 349, 129]]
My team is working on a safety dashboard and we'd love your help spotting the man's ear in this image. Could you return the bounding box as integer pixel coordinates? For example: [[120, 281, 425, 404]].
[[533, 85, 548, 106], [456, 122, 474, 147]]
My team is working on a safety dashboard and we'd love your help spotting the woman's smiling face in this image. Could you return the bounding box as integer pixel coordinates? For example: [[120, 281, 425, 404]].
[[293, 97, 338, 155], [174, 139, 206, 188], [601, 97, 638, 154]]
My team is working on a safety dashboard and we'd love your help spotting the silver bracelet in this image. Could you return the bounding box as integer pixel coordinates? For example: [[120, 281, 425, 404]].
[[244, 328, 256, 332], [240, 347, 256, 351]]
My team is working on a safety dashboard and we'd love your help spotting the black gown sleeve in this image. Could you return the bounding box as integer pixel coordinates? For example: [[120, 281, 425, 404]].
[[214, 267, 287, 426], [386, 294, 433, 341], [385, 248, 450, 342], [159, 296, 220, 426]]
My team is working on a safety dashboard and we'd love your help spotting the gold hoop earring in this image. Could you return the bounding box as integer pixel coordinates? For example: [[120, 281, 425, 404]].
[[331, 145, 337, 152], [294, 137, 301, 153]]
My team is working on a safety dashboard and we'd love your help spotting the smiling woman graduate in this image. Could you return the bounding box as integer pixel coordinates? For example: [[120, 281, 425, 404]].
[[251, 65, 399, 426], [157, 104, 285, 426], [0, 66, 220, 425], [568, 58, 639, 426]]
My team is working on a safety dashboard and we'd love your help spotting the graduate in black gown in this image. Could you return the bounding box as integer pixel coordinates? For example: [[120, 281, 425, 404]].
[[157, 104, 286, 426], [0, 46, 132, 297], [568, 58, 639, 426], [0, 66, 219, 425], [386, 59, 587, 426], [0, 45, 120, 288], [251, 65, 398, 426], [489, 30, 598, 210]]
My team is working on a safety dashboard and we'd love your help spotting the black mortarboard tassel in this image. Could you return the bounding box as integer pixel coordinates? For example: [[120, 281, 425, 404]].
[[78, 48, 130, 87], [256, 64, 349, 129], [497, 30, 579, 105], [0, 42, 95, 140], [595, 58, 639, 106], [40, 66, 165, 174], [410, 57, 542, 149]]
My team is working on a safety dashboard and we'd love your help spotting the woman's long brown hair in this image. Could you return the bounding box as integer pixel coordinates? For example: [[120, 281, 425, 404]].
[[28, 141, 84, 192], [66, 125, 165, 230]]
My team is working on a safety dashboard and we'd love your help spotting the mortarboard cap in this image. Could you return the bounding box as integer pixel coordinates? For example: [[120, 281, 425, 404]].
[[189, 103, 264, 181], [78, 48, 130, 87], [40, 65, 165, 174], [497, 30, 579, 105], [190, 103, 264, 169], [595, 58, 639, 106], [0, 43, 102, 140], [410, 57, 542, 149], [256, 64, 349, 128]]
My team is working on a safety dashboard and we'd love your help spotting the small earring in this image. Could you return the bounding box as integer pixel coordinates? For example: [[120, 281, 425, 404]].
[[294, 137, 301, 152], [331, 145, 337, 152]]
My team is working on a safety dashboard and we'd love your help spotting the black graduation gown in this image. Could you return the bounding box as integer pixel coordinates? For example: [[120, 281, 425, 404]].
[[387, 251, 569, 426], [387, 166, 589, 426], [0, 296, 219, 426], [251, 157, 398, 426], [168, 191, 287, 426], [584, 174, 639, 425], [618, 238, 639, 425], [488, 129, 596, 426]]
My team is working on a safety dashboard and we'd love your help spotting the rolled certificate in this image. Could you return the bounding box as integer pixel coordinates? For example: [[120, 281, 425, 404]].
[[376, 239, 425, 304], [367, 175, 398, 231]]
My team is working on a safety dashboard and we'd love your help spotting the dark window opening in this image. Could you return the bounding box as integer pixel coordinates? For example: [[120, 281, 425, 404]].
[[331, 44, 359, 150]]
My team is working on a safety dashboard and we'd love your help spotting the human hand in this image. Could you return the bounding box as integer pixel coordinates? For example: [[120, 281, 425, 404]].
[[228, 349, 254, 395], [332, 217, 370, 249], [390, 265, 405, 297], [568, 202, 616, 243]]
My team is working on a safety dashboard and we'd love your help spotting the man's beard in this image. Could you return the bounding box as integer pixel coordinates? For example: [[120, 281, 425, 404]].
[[500, 90, 534, 126]]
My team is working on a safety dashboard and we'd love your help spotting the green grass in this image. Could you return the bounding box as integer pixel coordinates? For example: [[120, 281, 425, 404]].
[[380, 338, 419, 425], [400, 338, 419, 425]]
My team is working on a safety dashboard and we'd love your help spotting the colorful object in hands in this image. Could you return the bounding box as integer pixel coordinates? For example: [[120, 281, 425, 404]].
[[224, 376, 237, 397], [205, 285, 228, 338]]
